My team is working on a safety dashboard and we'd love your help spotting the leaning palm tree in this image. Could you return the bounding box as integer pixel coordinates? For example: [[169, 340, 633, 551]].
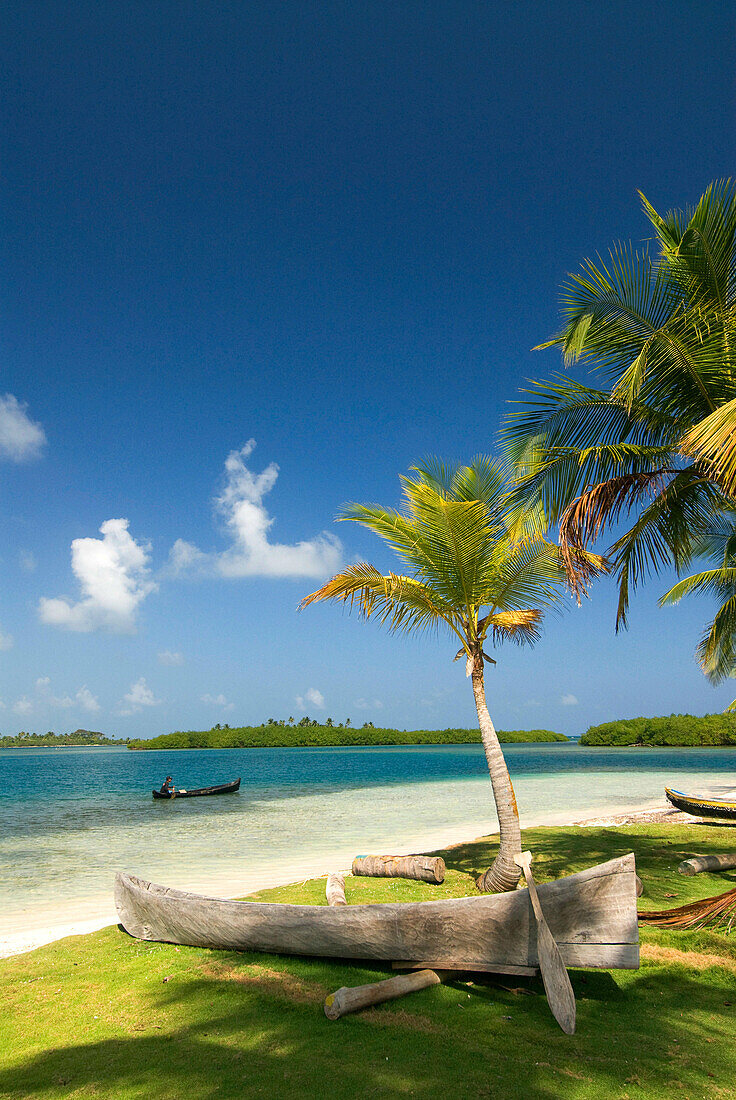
[[301, 458, 604, 893], [502, 181, 736, 633]]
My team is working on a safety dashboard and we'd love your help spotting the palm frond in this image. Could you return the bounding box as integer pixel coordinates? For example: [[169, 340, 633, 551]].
[[558, 471, 666, 600], [660, 567, 736, 606], [696, 593, 736, 684], [300, 563, 463, 641], [639, 884, 736, 931], [682, 397, 736, 497], [483, 537, 567, 611], [487, 608, 543, 647], [607, 472, 728, 627]]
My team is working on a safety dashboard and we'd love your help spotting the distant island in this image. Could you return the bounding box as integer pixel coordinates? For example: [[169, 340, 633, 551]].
[[581, 713, 736, 747], [127, 720, 567, 750], [0, 729, 129, 748]]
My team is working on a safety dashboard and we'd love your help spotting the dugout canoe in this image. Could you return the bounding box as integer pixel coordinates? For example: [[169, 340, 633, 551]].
[[665, 787, 736, 821], [114, 853, 640, 972], [152, 778, 241, 800]]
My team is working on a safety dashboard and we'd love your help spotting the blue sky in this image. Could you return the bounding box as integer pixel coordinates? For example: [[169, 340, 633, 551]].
[[1, 2, 735, 739]]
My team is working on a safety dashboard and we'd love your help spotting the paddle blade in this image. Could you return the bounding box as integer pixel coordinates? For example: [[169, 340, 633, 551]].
[[536, 921, 576, 1035]]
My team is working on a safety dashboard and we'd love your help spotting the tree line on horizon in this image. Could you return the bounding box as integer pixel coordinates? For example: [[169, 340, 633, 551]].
[[0, 729, 128, 747], [127, 725, 566, 751]]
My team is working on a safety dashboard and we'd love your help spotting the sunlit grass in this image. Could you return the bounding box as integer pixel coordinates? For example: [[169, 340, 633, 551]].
[[2, 822, 736, 1098]]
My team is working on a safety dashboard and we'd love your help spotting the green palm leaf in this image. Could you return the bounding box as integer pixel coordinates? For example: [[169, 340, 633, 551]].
[[503, 180, 736, 682]]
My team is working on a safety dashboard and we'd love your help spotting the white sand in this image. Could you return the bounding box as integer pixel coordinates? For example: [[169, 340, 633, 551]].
[[0, 796, 676, 960]]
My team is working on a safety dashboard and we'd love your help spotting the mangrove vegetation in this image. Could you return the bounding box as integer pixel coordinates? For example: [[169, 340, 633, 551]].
[[127, 724, 567, 750]]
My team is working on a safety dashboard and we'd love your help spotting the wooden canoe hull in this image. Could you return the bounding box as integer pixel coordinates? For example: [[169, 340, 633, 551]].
[[114, 854, 639, 971], [152, 779, 241, 800]]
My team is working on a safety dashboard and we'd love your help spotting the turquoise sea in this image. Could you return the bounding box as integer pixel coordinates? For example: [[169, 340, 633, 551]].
[[2, 742, 735, 950]]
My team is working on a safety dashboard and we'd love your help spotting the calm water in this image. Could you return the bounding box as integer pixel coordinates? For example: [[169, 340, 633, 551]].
[[2, 742, 735, 941]]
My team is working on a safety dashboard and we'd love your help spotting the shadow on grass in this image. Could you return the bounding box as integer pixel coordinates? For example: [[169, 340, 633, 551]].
[[2, 945, 735, 1100], [433, 823, 736, 907]]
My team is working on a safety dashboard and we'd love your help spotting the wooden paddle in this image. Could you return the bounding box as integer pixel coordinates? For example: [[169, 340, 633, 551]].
[[514, 850, 576, 1035]]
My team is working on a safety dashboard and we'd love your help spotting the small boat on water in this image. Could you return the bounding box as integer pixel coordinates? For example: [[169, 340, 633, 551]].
[[152, 778, 241, 800], [665, 787, 736, 821], [115, 853, 639, 972]]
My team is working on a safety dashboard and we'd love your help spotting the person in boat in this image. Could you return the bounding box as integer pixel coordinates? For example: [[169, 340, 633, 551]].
[[159, 776, 175, 795]]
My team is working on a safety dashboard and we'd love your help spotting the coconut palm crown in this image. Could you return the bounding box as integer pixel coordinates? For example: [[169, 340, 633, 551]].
[[301, 457, 605, 893], [501, 181, 736, 639]]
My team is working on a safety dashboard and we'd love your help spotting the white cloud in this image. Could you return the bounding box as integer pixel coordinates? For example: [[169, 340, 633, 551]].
[[158, 650, 185, 666], [296, 686, 325, 710], [0, 394, 46, 462], [34, 676, 100, 712], [119, 677, 161, 716], [19, 550, 37, 572], [355, 698, 384, 710], [201, 692, 234, 710], [561, 693, 579, 706], [167, 441, 342, 580], [165, 539, 207, 578], [39, 518, 157, 633], [0, 626, 13, 651], [76, 686, 101, 713], [13, 696, 33, 716]]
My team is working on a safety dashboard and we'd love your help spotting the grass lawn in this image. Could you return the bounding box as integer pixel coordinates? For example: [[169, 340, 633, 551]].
[[2, 822, 736, 1099]]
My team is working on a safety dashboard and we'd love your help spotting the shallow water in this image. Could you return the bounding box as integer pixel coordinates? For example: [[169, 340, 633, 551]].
[[2, 742, 735, 940]]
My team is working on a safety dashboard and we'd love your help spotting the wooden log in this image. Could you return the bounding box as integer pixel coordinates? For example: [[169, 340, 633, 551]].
[[352, 854, 445, 884], [324, 968, 443, 1020], [678, 853, 736, 876], [326, 872, 347, 906]]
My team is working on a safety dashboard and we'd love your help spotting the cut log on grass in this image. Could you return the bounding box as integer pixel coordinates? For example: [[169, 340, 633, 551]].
[[326, 873, 347, 906], [324, 968, 444, 1020], [678, 854, 736, 876], [352, 854, 445, 884]]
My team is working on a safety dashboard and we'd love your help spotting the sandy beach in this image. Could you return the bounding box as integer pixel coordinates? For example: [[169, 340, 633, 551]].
[[1, 796, 687, 960]]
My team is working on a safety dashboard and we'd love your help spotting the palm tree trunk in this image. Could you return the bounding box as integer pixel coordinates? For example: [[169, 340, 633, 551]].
[[471, 660, 522, 893]]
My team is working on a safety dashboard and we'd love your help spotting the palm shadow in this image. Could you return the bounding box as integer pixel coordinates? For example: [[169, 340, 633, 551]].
[[2, 952, 733, 1099]]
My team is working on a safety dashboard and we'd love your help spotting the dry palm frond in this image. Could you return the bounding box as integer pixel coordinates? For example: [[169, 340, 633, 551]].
[[489, 608, 543, 646], [638, 885, 736, 931], [558, 471, 666, 601]]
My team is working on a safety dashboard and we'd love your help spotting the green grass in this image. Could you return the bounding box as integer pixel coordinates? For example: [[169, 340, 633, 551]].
[[3, 822, 736, 1098], [127, 725, 567, 750]]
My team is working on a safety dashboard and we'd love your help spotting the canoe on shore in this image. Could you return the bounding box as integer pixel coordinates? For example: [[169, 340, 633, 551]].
[[115, 853, 640, 973], [665, 787, 736, 821], [152, 778, 241, 800]]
